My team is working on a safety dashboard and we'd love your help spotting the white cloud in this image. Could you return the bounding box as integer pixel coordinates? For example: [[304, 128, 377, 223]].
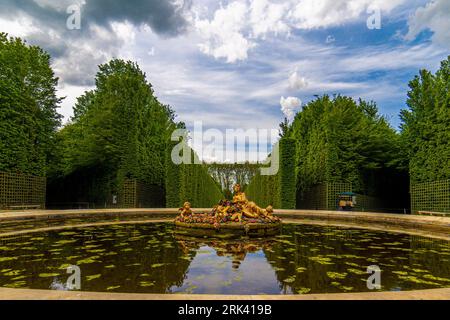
[[33, 0, 85, 11], [280, 96, 302, 120], [335, 44, 445, 73], [51, 23, 133, 86], [406, 0, 450, 49], [0, 15, 38, 38], [249, 0, 290, 38], [195, 2, 255, 63], [288, 69, 308, 90], [289, 0, 406, 29], [326, 35, 335, 44], [194, 0, 409, 63]]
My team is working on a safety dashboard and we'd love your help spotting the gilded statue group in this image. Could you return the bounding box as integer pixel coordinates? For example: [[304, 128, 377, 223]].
[[177, 184, 280, 225]]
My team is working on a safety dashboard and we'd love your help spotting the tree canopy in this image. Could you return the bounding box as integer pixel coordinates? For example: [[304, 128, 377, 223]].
[[47, 59, 179, 205], [400, 56, 450, 184], [0, 33, 62, 176], [288, 95, 403, 195], [51, 59, 176, 188]]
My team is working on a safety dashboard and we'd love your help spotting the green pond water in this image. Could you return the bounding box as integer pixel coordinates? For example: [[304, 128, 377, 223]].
[[0, 223, 449, 294]]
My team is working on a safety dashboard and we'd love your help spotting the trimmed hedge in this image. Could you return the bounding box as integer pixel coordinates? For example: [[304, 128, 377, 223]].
[[279, 138, 296, 209], [165, 141, 224, 208], [165, 140, 185, 208], [401, 57, 450, 185], [246, 138, 296, 209], [46, 60, 173, 208], [245, 171, 280, 208], [0, 34, 61, 177]]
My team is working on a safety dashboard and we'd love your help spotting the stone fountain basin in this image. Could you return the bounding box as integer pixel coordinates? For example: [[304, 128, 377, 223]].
[[174, 220, 282, 237]]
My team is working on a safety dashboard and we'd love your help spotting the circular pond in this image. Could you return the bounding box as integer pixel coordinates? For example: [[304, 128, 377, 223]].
[[0, 222, 450, 295]]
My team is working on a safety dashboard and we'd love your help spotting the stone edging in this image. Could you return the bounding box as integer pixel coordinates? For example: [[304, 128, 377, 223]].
[[274, 210, 450, 240], [1, 287, 449, 300], [0, 208, 449, 300], [3, 208, 448, 238]]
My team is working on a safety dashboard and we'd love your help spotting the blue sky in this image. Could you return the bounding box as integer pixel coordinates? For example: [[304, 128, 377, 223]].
[[0, 0, 448, 161]]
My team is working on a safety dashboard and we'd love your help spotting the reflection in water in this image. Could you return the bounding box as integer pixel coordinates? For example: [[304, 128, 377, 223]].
[[0, 223, 449, 294], [172, 236, 280, 294], [176, 235, 275, 269]]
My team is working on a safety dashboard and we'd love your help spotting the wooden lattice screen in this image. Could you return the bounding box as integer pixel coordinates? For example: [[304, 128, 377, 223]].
[[298, 182, 386, 211], [118, 179, 137, 208], [117, 179, 164, 208], [136, 183, 165, 208], [354, 194, 382, 212], [298, 182, 352, 210], [0, 172, 46, 209], [326, 182, 353, 210], [411, 179, 450, 214]]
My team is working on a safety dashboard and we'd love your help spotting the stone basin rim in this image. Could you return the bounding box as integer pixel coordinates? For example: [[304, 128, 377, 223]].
[[0, 218, 449, 241], [174, 220, 282, 230], [0, 210, 450, 299], [0, 209, 449, 241], [0, 287, 450, 300]]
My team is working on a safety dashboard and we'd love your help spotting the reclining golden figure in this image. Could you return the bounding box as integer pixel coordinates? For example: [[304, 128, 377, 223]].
[[211, 184, 278, 223]]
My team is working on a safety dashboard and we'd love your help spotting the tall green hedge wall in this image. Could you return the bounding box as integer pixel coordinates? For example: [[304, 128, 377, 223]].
[[165, 141, 223, 208], [0, 34, 61, 177], [279, 138, 296, 209], [289, 95, 404, 200], [46, 59, 175, 208], [245, 171, 280, 209], [245, 138, 296, 209], [401, 56, 450, 184]]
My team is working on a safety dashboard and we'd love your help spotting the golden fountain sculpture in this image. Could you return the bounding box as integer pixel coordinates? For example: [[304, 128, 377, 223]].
[[175, 184, 282, 237]]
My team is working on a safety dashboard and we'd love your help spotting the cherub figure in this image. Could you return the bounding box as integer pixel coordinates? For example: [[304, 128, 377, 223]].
[[179, 202, 194, 219], [215, 205, 228, 220], [230, 211, 243, 223], [213, 200, 230, 220], [261, 205, 278, 222]]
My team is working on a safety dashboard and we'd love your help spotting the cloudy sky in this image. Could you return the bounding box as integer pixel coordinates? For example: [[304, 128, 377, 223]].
[[0, 0, 449, 160]]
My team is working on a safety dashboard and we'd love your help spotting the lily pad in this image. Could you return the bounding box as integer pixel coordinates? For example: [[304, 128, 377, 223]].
[[283, 276, 296, 283], [297, 288, 311, 294], [77, 256, 100, 265], [107, 286, 121, 291], [327, 272, 348, 280], [39, 273, 60, 278], [347, 268, 366, 275], [139, 281, 155, 287], [273, 267, 285, 272], [86, 274, 101, 281], [151, 263, 166, 268]]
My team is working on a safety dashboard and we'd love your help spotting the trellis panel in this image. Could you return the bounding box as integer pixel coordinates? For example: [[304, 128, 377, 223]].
[[411, 179, 450, 214], [0, 172, 46, 209], [298, 182, 352, 210]]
